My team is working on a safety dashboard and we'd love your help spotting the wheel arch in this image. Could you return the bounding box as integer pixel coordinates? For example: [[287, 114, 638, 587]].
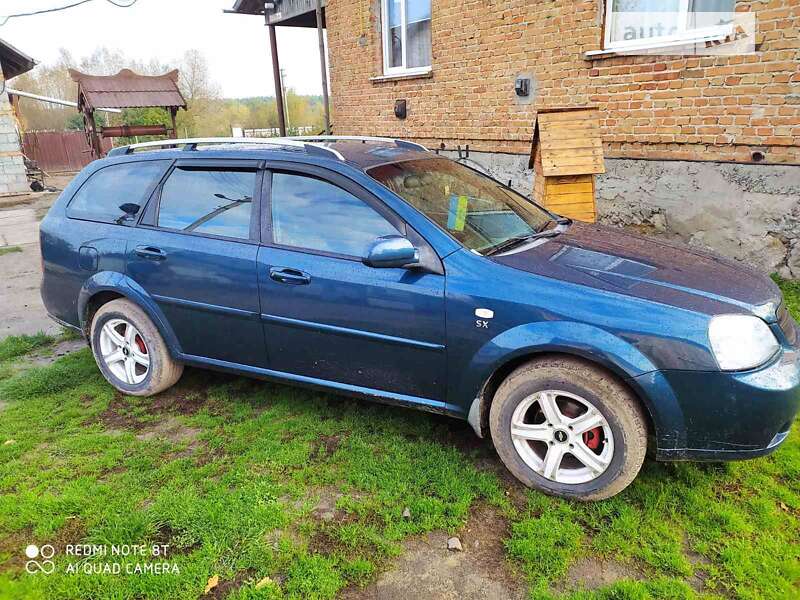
[[460, 321, 685, 452], [473, 350, 658, 443], [78, 272, 182, 356]]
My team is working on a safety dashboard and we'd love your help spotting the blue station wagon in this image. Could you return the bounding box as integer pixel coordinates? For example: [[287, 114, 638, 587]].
[[40, 136, 800, 500]]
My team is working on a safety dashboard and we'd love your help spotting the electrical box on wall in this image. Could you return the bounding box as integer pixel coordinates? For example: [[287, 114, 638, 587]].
[[394, 99, 407, 119], [515, 77, 530, 97], [514, 72, 536, 106]]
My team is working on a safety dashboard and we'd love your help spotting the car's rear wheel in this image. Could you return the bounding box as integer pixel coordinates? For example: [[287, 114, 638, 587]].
[[90, 298, 183, 396], [489, 356, 648, 501]]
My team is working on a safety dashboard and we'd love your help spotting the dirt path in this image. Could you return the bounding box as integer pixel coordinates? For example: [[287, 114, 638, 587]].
[[0, 177, 72, 338], [342, 505, 527, 600]]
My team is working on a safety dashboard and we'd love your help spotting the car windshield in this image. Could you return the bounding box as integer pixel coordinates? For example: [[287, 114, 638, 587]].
[[368, 158, 554, 254]]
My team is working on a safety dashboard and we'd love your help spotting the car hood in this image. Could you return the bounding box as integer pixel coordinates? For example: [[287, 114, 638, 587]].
[[491, 222, 781, 318]]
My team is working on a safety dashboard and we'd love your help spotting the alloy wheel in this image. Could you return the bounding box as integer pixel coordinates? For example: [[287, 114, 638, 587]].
[[99, 318, 150, 385], [510, 390, 615, 484]]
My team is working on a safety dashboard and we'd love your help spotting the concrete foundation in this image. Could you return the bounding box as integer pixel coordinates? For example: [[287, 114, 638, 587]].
[[442, 150, 800, 278]]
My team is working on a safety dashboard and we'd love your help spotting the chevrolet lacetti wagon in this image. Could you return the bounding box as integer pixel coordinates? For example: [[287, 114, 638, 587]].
[[40, 136, 800, 500]]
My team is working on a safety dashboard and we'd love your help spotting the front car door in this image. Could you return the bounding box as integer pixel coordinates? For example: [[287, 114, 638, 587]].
[[128, 159, 267, 368], [257, 164, 448, 405]]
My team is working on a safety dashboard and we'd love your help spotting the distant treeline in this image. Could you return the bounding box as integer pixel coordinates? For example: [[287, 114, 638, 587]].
[[12, 47, 325, 138]]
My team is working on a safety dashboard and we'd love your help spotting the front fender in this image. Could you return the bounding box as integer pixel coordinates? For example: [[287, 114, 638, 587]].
[[456, 321, 686, 451], [78, 272, 182, 355]]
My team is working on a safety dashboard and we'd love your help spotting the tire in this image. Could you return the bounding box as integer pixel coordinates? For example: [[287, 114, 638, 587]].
[[90, 298, 183, 397], [489, 356, 648, 501]]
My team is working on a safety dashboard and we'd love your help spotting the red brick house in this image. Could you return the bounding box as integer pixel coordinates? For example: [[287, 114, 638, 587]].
[[231, 0, 800, 276]]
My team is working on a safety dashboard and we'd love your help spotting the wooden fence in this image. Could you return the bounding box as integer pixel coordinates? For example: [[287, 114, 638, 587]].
[[22, 131, 112, 173]]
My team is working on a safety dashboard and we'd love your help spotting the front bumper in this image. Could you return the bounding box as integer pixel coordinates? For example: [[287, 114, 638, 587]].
[[633, 348, 800, 461]]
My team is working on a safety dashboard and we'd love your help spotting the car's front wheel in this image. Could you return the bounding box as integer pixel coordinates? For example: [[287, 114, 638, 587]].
[[90, 298, 183, 396], [489, 356, 648, 501]]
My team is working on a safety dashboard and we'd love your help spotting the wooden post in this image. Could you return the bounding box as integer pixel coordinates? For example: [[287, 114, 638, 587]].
[[267, 21, 287, 137], [86, 109, 104, 158], [315, 0, 331, 135], [170, 107, 178, 139]]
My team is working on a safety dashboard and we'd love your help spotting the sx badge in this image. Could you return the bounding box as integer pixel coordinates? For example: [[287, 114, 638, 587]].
[[475, 308, 494, 329]]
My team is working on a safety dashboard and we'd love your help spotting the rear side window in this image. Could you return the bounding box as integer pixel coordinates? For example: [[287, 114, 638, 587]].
[[157, 167, 257, 240], [271, 172, 398, 256], [67, 160, 169, 223]]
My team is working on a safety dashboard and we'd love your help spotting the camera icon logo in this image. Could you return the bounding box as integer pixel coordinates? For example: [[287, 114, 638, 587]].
[[25, 544, 56, 574]]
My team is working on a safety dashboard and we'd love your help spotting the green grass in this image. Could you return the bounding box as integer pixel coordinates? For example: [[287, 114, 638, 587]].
[[0, 284, 797, 599], [0, 246, 22, 258], [0, 332, 56, 363], [774, 275, 800, 317]]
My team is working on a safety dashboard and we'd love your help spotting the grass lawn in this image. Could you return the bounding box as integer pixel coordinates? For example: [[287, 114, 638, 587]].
[[0, 282, 798, 600]]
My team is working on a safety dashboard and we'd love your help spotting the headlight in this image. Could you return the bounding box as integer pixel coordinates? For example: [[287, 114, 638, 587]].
[[708, 315, 780, 371]]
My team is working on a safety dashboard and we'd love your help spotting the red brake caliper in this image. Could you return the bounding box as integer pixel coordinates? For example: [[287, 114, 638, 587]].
[[583, 427, 602, 450], [134, 335, 147, 355]]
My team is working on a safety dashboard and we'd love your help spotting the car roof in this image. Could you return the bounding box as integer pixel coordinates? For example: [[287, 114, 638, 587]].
[[105, 137, 435, 171]]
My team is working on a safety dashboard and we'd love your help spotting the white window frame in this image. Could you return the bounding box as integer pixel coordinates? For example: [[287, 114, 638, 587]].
[[381, 0, 432, 77], [603, 0, 735, 52]]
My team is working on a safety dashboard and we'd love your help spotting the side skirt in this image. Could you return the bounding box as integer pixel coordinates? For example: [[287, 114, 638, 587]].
[[178, 353, 466, 418]]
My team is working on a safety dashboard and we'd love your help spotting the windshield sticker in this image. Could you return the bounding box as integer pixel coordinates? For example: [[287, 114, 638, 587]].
[[447, 194, 468, 231]]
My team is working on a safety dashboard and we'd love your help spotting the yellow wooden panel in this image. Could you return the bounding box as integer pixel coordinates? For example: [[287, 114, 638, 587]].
[[546, 174, 594, 184], [540, 126, 601, 141], [537, 109, 599, 124], [545, 182, 594, 194], [545, 193, 594, 205], [542, 156, 604, 177], [545, 192, 594, 205], [533, 108, 605, 179], [542, 154, 605, 165], [538, 138, 603, 151], [540, 119, 601, 131], [543, 165, 605, 177], [546, 199, 595, 212], [550, 210, 597, 223], [543, 148, 605, 161]]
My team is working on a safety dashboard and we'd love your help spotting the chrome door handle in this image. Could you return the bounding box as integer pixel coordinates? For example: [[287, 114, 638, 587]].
[[134, 246, 167, 261], [269, 267, 311, 285]]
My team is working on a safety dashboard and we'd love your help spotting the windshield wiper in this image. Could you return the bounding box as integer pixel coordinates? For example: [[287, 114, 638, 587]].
[[485, 229, 562, 256]]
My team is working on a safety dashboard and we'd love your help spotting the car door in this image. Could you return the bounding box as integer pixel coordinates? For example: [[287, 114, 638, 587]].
[[127, 159, 267, 368], [257, 164, 447, 402]]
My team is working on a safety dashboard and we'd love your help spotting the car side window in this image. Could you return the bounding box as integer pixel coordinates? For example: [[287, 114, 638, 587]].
[[67, 160, 170, 224], [157, 167, 257, 240], [271, 172, 399, 257]]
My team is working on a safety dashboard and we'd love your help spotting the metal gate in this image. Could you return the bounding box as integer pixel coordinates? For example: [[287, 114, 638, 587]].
[[22, 131, 112, 172]]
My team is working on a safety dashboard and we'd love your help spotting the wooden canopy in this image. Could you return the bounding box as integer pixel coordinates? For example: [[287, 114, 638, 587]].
[[68, 68, 186, 111], [529, 107, 605, 177], [68, 68, 186, 159]]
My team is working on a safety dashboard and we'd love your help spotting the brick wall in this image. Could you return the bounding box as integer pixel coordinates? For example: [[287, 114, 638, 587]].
[[0, 75, 29, 195], [326, 0, 800, 164]]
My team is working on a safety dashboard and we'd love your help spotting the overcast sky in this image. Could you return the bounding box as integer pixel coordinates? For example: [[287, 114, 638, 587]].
[[0, 0, 325, 97]]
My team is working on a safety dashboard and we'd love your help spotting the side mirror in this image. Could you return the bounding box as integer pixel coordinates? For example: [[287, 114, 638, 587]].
[[119, 203, 141, 217], [363, 236, 419, 269]]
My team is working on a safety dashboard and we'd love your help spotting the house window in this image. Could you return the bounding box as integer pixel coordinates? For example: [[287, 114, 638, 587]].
[[604, 0, 736, 51], [382, 0, 432, 75]]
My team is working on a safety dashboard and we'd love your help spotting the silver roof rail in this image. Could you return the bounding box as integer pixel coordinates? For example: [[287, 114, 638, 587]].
[[106, 137, 346, 161], [287, 135, 429, 152]]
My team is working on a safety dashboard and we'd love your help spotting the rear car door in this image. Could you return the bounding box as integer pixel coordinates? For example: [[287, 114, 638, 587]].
[[41, 159, 172, 324], [127, 159, 267, 368], [257, 165, 447, 402]]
